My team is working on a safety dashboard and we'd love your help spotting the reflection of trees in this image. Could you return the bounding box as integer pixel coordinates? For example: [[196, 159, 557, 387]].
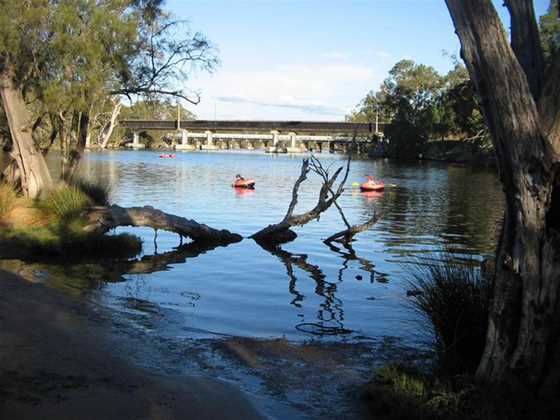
[[259, 241, 378, 336], [0, 241, 223, 298], [324, 241, 389, 283], [443, 166, 504, 254]]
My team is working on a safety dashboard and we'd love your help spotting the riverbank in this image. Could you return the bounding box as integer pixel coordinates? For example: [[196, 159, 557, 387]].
[[369, 138, 495, 166], [0, 269, 263, 420], [0, 265, 428, 419]]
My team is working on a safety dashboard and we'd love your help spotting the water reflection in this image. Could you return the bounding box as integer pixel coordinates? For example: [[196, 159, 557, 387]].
[[5, 151, 504, 342], [324, 241, 389, 284], [259, 244, 375, 336]]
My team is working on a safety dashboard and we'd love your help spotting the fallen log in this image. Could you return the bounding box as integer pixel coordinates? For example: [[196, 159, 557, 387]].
[[82, 205, 242, 245]]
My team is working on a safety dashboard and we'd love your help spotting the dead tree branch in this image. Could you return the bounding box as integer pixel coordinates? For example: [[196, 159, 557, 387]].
[[82, 205, 242, 245], [251, 154, 351, 245], [323, 211, 380, 244]]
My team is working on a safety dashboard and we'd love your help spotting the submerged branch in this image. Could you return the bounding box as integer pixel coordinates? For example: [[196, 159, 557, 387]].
[[324, 211, 380, 245]]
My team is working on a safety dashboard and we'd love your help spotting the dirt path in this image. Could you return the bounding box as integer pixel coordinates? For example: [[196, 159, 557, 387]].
[[0, 269, 263, 420]]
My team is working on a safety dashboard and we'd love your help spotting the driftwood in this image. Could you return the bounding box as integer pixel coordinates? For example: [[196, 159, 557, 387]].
[[251, 154, 351, 245], [83, 205, 242, 245]]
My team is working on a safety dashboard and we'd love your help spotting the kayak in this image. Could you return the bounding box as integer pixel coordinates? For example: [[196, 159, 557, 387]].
[[159, 154, 176, 158], [232, 178, 255, 189], [360, 180, 385, 191]]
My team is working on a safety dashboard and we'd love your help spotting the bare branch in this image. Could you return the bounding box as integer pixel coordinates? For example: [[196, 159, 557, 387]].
[[251, 154, 352, 245], [504, 0, 545, 100], [324, 211, 380, 245], [83, 205, 242, 245], [282, 158, 310, 222]]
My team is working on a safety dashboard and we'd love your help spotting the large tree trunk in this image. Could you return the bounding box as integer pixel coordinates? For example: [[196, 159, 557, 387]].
[[99, 100, 122, 149], [0, 66, 53, 197], [64, 112, 89, 180], [445, 0, 560, 396]]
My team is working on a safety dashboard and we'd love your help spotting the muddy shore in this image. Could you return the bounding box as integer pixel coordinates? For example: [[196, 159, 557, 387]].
[[0, 269, 263, 420], [1, 267, 424, 419]]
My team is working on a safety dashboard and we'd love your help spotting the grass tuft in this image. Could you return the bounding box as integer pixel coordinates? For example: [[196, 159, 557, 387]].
[[70, 177, 111, 206], [407, 254, 490, 376], [0, 182, 18, 216], [39, 184, 93, 219]]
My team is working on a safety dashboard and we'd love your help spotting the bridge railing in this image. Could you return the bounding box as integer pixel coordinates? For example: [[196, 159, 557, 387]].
[[119, 119, 385, 133]]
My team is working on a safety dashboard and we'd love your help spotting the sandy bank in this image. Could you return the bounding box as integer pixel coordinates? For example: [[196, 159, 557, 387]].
[[0, 269, 263, 420]]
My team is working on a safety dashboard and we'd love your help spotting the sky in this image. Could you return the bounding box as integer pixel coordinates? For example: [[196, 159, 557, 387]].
[[168, 0, 551, 121]]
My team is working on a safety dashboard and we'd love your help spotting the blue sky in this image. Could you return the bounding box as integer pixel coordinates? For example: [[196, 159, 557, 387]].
[[168, 0, 550, 121]]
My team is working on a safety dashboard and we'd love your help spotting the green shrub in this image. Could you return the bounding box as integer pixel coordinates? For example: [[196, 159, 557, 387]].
[[0, 182, 18, 216], [39, 184, 93, 219], [0, 226, 142, 259], [70, 177, 111, 206], [407, 255, 490, 376]]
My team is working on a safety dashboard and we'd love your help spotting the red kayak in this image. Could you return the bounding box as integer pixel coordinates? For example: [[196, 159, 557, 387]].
[[232, 178, 256, 189], [159, 154, 176, 158], [360, 176, 384, 192]]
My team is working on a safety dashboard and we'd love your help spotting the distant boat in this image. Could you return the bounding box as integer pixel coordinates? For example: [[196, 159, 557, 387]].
[[360, 176, 384, 192], [159, 154, 176, 158], [232, 178, 255, 189]]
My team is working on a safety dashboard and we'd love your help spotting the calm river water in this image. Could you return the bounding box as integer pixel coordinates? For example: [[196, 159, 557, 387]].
[[8, 151, 505, 344]]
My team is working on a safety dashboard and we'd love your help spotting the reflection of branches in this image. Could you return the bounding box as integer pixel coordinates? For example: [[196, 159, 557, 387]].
[[325, 241, 375, 282], [258, 242, 351, 336], [117, 241, 223, 275]]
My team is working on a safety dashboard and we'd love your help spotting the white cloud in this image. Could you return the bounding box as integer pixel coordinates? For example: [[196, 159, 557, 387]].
[[185, 63, 380, 121]]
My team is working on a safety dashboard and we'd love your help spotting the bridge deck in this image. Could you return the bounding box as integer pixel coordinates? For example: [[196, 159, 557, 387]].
[[119, 119, 383, 133]]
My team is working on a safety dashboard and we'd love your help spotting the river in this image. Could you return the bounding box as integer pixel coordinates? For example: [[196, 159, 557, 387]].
[[3, 150, 501, 345]]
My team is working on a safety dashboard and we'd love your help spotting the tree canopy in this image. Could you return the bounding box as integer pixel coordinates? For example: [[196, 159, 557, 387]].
[[0, 0, 217, 186], [347, 58, 485, 158]]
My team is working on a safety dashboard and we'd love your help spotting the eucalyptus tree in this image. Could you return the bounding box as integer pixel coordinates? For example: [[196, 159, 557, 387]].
[[0, 0, 217, 194], [0, 0, 55, 196], [444, 0, 560, 396]]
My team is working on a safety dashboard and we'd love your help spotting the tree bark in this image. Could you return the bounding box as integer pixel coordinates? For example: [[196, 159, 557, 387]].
[[82, 205, 243, 245], [445, 0, 560, 395], [64, 112, 89, 180], [99, 100, 122, 149], [0, 66, 53, 197]]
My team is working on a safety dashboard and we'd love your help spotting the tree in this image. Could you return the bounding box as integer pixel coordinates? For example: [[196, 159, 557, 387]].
[[348, 58, 485, 158], [539, 0, 560, 64], [444, 0, 560, 397], [0, 0, 217, 193]]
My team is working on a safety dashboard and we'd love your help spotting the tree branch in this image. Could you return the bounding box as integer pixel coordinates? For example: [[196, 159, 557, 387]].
[[539, 49, 560, 155], [504, 0, 545, 101], [83, 205, 242, 245], [251, 155, 351, 245]]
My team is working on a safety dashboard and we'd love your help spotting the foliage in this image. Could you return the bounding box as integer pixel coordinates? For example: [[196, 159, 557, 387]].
[[0, 0, 217, 178], [69, 177, 112, 206], [0, 182, 18, 216], [407, 255, 490, 376], [121, 97, 196, 121], [362, 363, 551, 420], [539, 1, 560, 63], [38, 184, 93, 219], [348, 59, 486, 158], [0, 225, 142, 259]]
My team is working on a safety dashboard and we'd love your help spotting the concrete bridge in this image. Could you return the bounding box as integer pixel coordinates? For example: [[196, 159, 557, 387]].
[[119, 119, 386, 153]]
